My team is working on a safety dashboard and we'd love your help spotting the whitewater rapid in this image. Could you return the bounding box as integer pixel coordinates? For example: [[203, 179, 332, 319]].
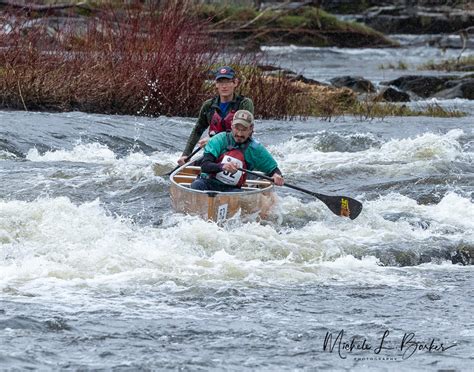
[[1, 109, 473, 370]]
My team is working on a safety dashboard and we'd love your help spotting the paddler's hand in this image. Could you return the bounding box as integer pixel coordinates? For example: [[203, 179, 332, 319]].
[[222, 162, 239, 174], [177, 155, 188, 166], [197, 137, 210, 148], [272, 173, 284, 186]]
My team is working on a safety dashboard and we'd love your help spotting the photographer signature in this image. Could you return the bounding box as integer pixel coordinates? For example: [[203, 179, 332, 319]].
[[323, 329, 456, 360]]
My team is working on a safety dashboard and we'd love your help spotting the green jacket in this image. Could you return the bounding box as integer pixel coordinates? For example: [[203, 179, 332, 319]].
[[182, 94, 254, 156], [200, 132, 278, 186]]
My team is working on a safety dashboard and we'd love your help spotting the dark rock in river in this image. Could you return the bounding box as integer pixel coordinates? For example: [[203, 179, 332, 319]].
[[354, 5, 474, 34], [382, 75, 474, 99], [257, 64, 295, 74], [451, 244, 474, 266], [378, 87, 411, 102], [329, 76, 376, 93], [434, 79, 474, 100], [381, 75, 454, 98], [289, 74, 324, 86], [260, 66, 325, 86]]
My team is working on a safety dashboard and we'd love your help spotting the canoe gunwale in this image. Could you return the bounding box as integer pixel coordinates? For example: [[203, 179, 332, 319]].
[[169, 165, 274, 195], [169, 163, 275, 222]]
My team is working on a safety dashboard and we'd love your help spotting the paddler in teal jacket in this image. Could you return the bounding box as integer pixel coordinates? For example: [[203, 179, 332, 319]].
[[191, 110, 284, 192]]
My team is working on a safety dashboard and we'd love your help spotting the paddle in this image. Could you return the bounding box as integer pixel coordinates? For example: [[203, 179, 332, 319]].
[[162, 147, 202, 176], [239, 168, 363, 220]]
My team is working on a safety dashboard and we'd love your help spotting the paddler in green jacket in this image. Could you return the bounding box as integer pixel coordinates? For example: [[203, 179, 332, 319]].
[[177, 66, 254, 166], [191, 110, 284, 192]]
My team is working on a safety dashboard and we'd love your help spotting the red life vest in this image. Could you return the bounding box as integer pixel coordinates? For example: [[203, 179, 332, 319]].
[[209, 111, 235, 136], [207, 95, 244, 137], [213, 134, 250, 188]]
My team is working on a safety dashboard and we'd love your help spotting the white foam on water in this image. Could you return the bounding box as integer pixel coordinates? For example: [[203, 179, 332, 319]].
[[0, 150, 17, 160], [417, 97, 474, 105], [261, 45, 392, 57], [21, 129, 471, 186], [278, 191, 473, 242], [261, 44, 319, 53], [104, 150, 180, 181], [421, 192, 474, 231], [23, 141, 183, 183], [26, 142, 117, 164], [271, 129, 469, 175], [314, 255, 423, 288], [1, 190, 471, 297]]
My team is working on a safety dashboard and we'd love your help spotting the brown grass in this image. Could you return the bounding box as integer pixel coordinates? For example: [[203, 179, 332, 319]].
[[237, 73, 357, 120], [351, 100, 466, 120]]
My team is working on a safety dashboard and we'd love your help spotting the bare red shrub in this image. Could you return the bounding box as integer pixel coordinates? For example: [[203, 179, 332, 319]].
[[0, 2, 314, 119], [1, 1, 219, 116]]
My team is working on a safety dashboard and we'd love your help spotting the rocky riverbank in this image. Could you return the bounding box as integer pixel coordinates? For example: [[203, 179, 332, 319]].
[[0, 1, 397, 49], [0, 1, 472, 118], [351, 4, 473, 35], [263, 63, 473, 102], [196, 3, 396, 48]]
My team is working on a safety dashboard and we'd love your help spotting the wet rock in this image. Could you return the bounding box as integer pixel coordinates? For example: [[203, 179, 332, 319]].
[[289, 74, 324, 86], [0, 139, 25, 158], [433, 79, 474, 100], [381, 75, 446, 97], [381, 75, 455, 98], [99, 351, 115, 358], [367, 236, 454, 267], [45, 317, 72, 331], [419, 253, 433, 264], [259, 65, 324, 86], [355, 5, 474, 34], [425, 293, 442, 301], [378, 87, 411, 102], [451, 245, 474, 265], [257, 64, 295, 75], [382, 75, 474, 100], [394, 250, 418, 266], [329, 76, 376, 93]]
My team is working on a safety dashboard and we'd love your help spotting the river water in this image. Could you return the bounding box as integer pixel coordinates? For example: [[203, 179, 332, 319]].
[[1, 40, 473, 370]]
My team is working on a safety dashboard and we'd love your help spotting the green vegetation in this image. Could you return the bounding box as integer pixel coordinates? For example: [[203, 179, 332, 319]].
[[195, 4, 397, 48], [419, 56, 474, 72]]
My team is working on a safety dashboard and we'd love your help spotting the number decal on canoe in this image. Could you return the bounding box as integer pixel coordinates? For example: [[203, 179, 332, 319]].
[[217, 204, 228, 223]]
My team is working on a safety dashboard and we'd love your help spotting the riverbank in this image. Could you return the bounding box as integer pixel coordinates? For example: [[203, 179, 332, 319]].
[[196, 3, 396, 48], [0, 1, 397, 48], [0, 1, 471, 118]]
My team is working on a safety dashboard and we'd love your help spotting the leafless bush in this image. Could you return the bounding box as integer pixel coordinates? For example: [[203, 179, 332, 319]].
[[1, 2, 218, 116], [0, 1, 358, 120]]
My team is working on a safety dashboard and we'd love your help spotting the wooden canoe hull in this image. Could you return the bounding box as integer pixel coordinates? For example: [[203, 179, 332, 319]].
[[169, 165, 275, 222]]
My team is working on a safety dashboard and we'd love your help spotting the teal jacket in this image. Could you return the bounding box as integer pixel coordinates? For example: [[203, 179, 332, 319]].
[[200, 132, 279, 184]]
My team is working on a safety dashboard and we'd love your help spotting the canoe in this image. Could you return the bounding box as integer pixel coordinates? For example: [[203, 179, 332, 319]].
[[169, 164, 275, 223]]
